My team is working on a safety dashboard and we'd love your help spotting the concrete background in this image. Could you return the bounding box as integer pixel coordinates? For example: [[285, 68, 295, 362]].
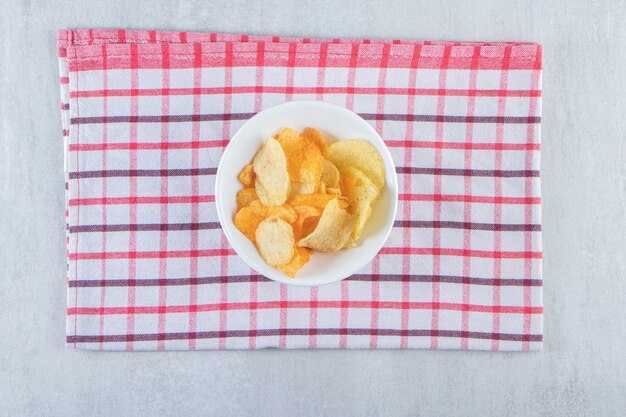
[[1, 0, 625, 416]]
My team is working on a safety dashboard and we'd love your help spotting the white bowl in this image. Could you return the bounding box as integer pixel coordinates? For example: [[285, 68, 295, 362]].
[[215, 100, 398, 287]]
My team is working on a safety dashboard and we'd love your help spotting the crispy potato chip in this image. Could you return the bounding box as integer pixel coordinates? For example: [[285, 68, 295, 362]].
[[290, 181, 317, 196], [317, 181, 327, 194], [300, 215, 321, 240], [276, 127, 324, 184], [340, 167, 379, 242], [279, 246, 312, 278], [327, 187, 341, 195], [234, 200, 297, 241], [236, 188, 258, 211], [253, 137, 290, 206], [320, 159, 340, 188], [238, 164, 256, 187], [298, 198, 355, 252], [328, 139, 385, 190], [303, 127, 329, 158], [343, 239, 357, 249], [255, 217, 295, 267], [292, 205, 322, 240], [287, 193, 350, 210]]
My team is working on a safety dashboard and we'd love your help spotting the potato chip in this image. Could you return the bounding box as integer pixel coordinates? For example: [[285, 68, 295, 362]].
[[303, 127, 329, 158], [317, 181, 327, 194], [340, 166, 379, 242], [320, 159, 340, 188], [298, 198, 355, 252], [290, 181, 317, 196], [276, 127, 324, 184], [238, 164, 256, 187], [327, 187, 341, 195], [255, 217, 295, 267], [279, 246, 312, 278], [292, 205, 322, 240], [236, 188, 258, 211], [287, 193, 350, 210], [234, 200, 297, 241], [253, 137, 290, 206], [328, 139, 386, 190], [343, 239, 357, 249]]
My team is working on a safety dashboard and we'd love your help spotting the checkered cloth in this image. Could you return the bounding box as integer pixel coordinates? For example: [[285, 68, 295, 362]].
[[58, 29, 543, 351]]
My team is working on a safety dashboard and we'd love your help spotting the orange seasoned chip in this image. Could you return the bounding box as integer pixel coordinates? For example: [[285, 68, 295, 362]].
[[300, 215, 321, 239], [303, 127, 329, 158], [234, 200, 297, 242], [238, 164, 256, 187], [287, 193, 350, 211], [290, 181, 317, 196], [279, 247, 312, 278], [276, 127, 324, 184], [236, 188, 258, 211], [317, 181, 327, 194], [291, 205, 322, 240]]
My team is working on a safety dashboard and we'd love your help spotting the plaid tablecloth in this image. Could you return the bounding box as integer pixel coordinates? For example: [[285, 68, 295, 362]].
[[58, 29, 543, 351]]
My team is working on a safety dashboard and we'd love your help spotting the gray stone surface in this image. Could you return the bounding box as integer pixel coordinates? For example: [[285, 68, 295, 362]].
[[1, 0, 625, 415]]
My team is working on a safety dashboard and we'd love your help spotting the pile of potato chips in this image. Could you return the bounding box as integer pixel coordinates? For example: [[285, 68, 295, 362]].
[[234, 127, 385, 278]]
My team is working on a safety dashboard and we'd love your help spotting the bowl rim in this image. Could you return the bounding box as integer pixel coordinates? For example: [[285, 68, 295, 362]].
[[215, 99, 398, 287]]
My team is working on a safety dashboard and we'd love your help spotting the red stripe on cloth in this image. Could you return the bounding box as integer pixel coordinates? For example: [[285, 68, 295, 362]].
[[67, 43, 541, 71], [398, 194, 540, 204], [385, 141, 541, 151], [99, 44, 109, 350], [315, 43, 329, 100], [461, 45, 480, 349], [187, 42, 203, 350], [68, 301, 543, 316], [218, 42, 235, 350], [400, 43, 422, 348], [491, 45, 512, 350], [69, 86, 542, 99], [157, 42, 171, 351], [430, 44, 452, 349], [126, 43, 139, 350], [248, 272, 258, 349], [72, 60, 82, 347], [379, 248, 542, 259]]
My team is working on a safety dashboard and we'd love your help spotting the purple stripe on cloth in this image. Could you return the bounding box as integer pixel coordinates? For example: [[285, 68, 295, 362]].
[[394, 220, 541, 232], [68, 274, 542, 288], [69, 167, 538, 179], [67, 328, 542, 343], [360, 114, 541, 124], [70, 113, 541, 125], [70, 113, 256, 124], [397, 167, 540, 177], [69, 222, 220, 233], [69, 168, 217, 179], [68, 221, 540, 233]]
